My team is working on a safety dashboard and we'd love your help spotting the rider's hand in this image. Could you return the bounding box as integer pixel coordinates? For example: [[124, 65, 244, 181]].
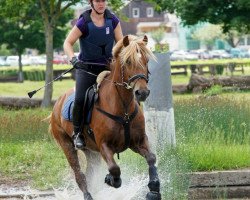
[[70, 56, 82, 69]]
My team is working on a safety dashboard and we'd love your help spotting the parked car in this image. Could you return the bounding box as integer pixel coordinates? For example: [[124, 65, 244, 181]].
[[30, 56, 46, 65], [230, 48, 250, 58], [53, 55, 68, 64], [191, 49, 212, 59], [209, 50, 231, 59], [170, 50, 198, 61], [6, 55, 31, 66]]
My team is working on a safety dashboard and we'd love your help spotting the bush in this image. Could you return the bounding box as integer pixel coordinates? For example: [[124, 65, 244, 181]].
[[215, 65, 224, 75], [204, 85, 223, 96]]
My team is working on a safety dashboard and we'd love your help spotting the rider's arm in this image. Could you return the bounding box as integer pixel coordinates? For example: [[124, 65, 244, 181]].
[[114, 22, 123, 43], [63, 26, 82, 61]]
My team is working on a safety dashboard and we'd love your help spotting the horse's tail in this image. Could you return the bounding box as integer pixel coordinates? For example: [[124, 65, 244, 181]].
[[42, 113, 52, 123], [41, 113, 53, 138]]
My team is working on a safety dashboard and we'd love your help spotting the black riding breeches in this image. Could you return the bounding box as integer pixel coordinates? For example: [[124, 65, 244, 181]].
[[73, 66, 105, 129]]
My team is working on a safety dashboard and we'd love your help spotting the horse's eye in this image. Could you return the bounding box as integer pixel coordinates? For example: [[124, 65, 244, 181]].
[[126, 60, 131, 65]]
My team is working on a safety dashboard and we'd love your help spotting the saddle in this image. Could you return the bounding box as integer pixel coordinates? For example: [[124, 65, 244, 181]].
[[61, 84, 98, 124], [61, 71, 111, 123]]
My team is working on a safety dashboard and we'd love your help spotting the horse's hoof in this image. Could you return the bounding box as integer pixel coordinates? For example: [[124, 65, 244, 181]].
[[148, 179, 160, 192], [105, 173, 122, 188], [84, 192, 93, 200], [146, 191, 161, 200]]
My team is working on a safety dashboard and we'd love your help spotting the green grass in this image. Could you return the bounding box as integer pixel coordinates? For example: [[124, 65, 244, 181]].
[[0, 108, 68, 189], [0, 80, 74, 99], [174, 95, 250, 171]]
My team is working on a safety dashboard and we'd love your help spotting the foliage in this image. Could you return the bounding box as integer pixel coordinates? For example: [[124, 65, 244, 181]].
[[203, 85, 223, 97], [224, 30, 244, 48], [192, 24, 224, 50], [215, 65, 224, 75], [154, 44, 169, 53], [147, 0, 250, 33], [150, 27, 165, 44], [0, 45, 11, 56]]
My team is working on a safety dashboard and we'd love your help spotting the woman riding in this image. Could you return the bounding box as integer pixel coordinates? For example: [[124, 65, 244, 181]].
[[63, 0, 123, 149]]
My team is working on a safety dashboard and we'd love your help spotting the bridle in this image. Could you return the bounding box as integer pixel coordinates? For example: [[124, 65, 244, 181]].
[[113, 63, 149, 90]]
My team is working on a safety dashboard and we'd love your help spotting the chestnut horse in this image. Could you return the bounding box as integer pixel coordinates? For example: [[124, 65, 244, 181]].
[[49, 35, 161, 200]]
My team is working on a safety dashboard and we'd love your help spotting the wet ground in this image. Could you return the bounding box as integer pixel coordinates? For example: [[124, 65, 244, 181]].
[[0, 173, 149, 200]]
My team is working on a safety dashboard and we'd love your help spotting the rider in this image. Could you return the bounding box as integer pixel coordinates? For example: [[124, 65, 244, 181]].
[[63, 0, 123, 149]]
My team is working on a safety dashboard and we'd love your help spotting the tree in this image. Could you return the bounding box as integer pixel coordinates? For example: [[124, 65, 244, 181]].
[[192, 24, 224, 50], [0, 0, 41, 82], [224, 30, 244, 48], [150, 27, 168, 53], [147, 0, 250, 33], [0, 1, 73, 83]]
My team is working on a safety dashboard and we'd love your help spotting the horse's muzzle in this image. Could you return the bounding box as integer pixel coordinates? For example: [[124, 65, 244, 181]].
[[135, 89, 150, 102]]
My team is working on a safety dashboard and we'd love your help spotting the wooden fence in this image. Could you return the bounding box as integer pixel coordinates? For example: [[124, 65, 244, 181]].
[[171, 62, 248, 76]]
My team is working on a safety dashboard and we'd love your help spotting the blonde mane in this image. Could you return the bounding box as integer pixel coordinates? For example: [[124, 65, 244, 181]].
[[112, 35, 156, 69]]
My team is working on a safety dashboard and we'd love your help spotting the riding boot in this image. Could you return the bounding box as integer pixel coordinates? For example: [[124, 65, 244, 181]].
[[72, 103, 86, 149], [72, 126, 86, 149]]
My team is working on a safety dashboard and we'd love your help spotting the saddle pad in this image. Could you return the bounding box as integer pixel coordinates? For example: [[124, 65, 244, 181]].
[[62, 93, 75, 121], [61, 85, 97, 123]]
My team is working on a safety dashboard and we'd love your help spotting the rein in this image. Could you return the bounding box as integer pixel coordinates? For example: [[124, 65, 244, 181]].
[[79, 64, 148, 90]]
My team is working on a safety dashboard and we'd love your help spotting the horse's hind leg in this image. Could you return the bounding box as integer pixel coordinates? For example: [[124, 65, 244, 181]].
[[131, 138, 161, 200], [51, 128, 93, 200], [100, 143, 122, 188]]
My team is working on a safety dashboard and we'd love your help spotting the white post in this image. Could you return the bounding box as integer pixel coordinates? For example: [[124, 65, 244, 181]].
[[144, 53, 176, 151]]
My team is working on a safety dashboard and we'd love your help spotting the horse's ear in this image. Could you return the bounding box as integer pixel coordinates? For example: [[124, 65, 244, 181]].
[[143, 35, 148, 44], [123, 35, 130, 47]]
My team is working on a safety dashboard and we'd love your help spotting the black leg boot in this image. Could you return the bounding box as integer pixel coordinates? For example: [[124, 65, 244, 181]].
[[72, 103, 86, 149], [72, 126, 86, 149]]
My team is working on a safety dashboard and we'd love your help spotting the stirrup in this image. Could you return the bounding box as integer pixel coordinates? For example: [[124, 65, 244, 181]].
[[72, 132, 86, 149]]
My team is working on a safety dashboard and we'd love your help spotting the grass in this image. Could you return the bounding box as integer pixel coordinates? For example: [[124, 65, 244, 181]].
[[0, 80, 74, 99], [174, 95, 250, 171], [0, 108, 68, 189]]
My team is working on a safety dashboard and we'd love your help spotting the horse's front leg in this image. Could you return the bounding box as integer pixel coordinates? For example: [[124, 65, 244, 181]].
[[132, 137, 161, 200], [100, 143, 122, 188]]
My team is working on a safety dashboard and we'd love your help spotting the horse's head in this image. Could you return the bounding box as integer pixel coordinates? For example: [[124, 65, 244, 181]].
[[113, 35, 156, 102]]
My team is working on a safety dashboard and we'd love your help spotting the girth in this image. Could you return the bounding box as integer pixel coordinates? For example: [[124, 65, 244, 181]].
[[96, 104, 139, 150]]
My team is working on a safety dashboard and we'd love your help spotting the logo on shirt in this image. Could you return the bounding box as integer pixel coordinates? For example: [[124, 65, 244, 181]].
[[106, 27, 110, 35]]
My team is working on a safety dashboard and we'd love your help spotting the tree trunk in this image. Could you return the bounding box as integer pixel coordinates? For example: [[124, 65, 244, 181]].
[[18, 53, 24, 83], [188, 74, 250, 92], [41, 23, 53, 107]]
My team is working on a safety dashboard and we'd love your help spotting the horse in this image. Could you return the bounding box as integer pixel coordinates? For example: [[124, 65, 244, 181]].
[[49, 35, 161, 200]]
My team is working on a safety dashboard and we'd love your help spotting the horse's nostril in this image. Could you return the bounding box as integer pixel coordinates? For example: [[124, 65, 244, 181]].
[[135, 90, 141, 96]]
